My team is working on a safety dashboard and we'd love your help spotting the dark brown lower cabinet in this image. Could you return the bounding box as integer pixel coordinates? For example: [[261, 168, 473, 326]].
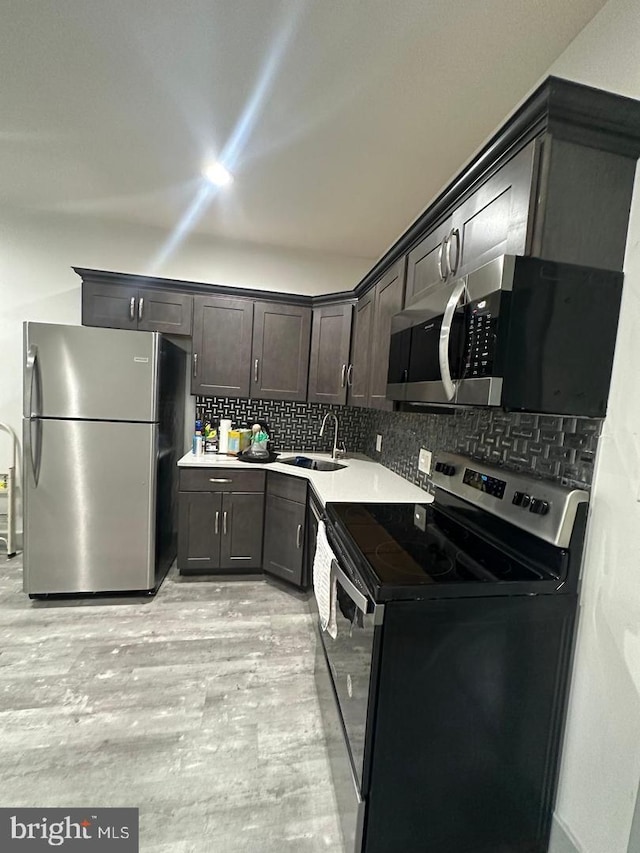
[[263, 472, 307, 588], [263, 495, 306, 586], [177, 469, 265, 574], [178, 491, 222, 572], [220, 492, 264, 570], [177, 469, 315, 584]]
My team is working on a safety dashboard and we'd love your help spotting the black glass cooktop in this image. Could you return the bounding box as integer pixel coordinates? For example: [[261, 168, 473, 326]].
[[326, 501, 563, 598]]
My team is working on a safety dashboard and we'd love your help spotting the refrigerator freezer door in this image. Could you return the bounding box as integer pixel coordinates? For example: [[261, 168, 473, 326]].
[[23, 322, 159, 422], [23, 419, 157, 594]]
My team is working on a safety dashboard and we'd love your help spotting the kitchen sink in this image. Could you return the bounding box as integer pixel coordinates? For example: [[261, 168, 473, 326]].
[[279, 456, 346, 472]]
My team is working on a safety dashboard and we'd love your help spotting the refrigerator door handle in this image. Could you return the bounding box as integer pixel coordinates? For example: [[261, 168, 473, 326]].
[[138, 297, 144, 321], [24, 417, 41, 488], [129, 296, 136, 321], [25, 344, 39, 417], [25, 343, 43, 486]]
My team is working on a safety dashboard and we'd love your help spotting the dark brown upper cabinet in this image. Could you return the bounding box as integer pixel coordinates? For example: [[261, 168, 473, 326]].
[[404, 217, 453, 307], [404, 141, 536, 308], [452, 141, 537, 278], [369, 261, 406, 410], [82, 282, 193, 335], [191, 295, 254, 397], [307, 303, 353, 406], [250, 302, 311, 401], [347, 290, 375, 408], [136, 288, 193, 335]]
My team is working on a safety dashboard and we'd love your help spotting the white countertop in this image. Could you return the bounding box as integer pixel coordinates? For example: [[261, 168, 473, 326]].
[[178, 451, 433, 506]]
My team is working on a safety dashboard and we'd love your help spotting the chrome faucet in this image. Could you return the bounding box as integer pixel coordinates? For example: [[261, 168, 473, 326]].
[[320, 412, 344, 460]]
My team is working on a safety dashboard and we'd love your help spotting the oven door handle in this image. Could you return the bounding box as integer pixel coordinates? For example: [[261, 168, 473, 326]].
[[439, 277, 467, 401], [331, 559, 370, 614]]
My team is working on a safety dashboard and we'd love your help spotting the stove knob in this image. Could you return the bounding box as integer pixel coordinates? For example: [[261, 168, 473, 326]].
[[512, 491, 531, 507], [443, 464, 456, 476], [435, 462, 445, 473], [529, 499, 550, 515]]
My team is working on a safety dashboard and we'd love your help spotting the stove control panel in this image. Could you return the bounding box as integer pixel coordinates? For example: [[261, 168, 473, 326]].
[[431, 452, 588, 548], [463, 468, 506, 499]]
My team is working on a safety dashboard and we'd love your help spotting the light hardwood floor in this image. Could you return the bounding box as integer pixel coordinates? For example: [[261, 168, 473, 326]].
[[0, 555, 344, 852]]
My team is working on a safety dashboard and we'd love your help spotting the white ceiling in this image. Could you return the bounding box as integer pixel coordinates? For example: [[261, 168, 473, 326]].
[[1, 0, 607, 264]]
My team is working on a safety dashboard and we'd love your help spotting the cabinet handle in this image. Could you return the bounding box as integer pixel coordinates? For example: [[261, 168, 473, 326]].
[[437, 236, 449, 282], [129, 296, 136, 321], [254, 358, 259, 383], [223, 511, 228, 536], [193, 353, 198, 377], [296, 524, 302, 549], [446, 228, 461, 277], [214, 511, 219, 535], [340, 363, 347, 388], [138, 296, 144, 321], [346, 364, 353, 387], [209, 478, 232, 483]]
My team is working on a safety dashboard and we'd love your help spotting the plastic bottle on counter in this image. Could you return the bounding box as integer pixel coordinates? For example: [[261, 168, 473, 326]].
[[192, 420, 204, 456], [218, 419, 232, 454]]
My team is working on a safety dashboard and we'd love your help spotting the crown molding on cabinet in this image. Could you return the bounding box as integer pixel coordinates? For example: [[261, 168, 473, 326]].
[[76, 77, 640, 307]]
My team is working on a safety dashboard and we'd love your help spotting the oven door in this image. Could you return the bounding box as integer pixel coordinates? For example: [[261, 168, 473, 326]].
[[319, 559, 383, 794]]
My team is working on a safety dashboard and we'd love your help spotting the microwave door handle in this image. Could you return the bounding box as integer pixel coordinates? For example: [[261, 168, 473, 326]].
[[331, 559, 370, 614], [439, 278, 467, 401]]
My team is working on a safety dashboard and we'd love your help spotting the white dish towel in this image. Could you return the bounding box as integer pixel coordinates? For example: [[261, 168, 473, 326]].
[[313, 521, 338, 639]]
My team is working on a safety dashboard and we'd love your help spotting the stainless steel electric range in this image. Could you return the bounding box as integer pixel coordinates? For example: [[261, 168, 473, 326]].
[[313, 452, 589, 853]]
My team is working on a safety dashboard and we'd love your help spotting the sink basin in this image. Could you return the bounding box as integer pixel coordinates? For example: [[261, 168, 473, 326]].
[[279, 456, 346, 472]]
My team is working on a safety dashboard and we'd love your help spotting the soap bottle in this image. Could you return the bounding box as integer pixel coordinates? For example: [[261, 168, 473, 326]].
[[192, 420, 204, 456]]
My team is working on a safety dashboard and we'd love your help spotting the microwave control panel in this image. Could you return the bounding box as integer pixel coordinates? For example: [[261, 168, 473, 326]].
[[463, 291, 501, 378]]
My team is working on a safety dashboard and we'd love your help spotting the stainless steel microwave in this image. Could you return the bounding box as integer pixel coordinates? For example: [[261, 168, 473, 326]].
[[387, 255, 623, 417]]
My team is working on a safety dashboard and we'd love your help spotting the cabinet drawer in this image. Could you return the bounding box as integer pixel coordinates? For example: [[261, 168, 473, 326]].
[[179, 468, 265, 493], [267, 471, 308, 504]]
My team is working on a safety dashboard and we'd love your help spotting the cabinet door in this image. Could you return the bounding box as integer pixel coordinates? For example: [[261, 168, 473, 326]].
[[263, 494, 306, 587], [177, 491, 222, 572], [251, 302, 311, 401], [369, 261, 406, 410], [137, 288, 193, 335], [220, 492, 264, 571], [307, 303, 353, 405], [452, 141, 536, 277], [404, 216, 452, 307], [191, 296, 253, 397], [82, 282, 138, 330], [348, 291, 374, 408]]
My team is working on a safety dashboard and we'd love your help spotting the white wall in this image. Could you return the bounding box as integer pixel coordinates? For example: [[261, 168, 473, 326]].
[[541, 1, 640, 851], [0, 207, 371, 531]]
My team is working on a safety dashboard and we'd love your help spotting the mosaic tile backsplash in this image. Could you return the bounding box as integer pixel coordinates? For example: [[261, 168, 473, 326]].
[[359, 408, 600, 492], [195, 397, 368, 454], [197, 396, 600, 492]]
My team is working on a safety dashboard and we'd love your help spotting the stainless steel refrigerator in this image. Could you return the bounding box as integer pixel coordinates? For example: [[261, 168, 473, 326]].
[[23, 322, 185, 596]]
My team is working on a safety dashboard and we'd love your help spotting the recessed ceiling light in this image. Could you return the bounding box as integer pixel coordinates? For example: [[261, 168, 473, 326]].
[[203, 162, 233, 187]]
